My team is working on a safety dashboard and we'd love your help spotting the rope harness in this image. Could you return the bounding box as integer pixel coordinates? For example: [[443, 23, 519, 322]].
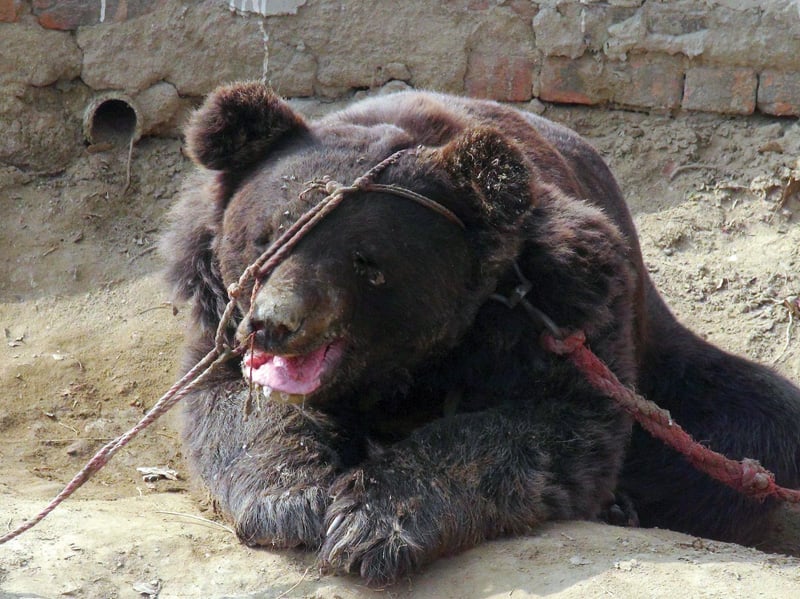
[[498, 266, 800, 504], [228, 148, 463, 306], [237, 149, 800, 504], [4, 148, 798, 547], [542, 330, 797, 503]]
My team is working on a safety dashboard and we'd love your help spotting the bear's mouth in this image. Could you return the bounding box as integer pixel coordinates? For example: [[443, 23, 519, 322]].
[[241, 340, 345, 401]]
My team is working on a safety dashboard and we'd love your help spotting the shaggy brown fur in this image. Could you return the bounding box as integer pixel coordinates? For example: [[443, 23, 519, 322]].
[[161, 82, 800, 584]]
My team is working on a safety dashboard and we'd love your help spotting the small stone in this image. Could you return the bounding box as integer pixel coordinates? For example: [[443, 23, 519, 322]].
[[526, 99, 546, 115], [378, 80, 413, 95], [570, 555, 593, 566], [66, 439, 92, 457], [615, 558, 640, 571]]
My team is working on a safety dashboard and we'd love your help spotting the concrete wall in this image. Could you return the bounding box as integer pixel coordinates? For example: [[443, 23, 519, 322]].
[[1, 0, 799, 171]]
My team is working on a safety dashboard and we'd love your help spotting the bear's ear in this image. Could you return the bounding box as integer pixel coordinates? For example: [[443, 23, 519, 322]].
[[185, 81, 308, 173], [433, 126, 533, 230]]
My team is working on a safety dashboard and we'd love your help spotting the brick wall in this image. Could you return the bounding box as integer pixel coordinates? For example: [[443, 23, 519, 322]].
[[245, 0, 800, 117], [3, 0, 798, 115], [1, 0, 799, 170], [530, 0, 800, 116]]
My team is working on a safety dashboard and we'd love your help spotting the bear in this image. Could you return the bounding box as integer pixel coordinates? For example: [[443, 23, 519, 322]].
[[162, 81, 800, 585]]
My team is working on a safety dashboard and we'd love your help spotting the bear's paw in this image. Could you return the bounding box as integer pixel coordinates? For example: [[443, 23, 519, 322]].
[[319, 467, 444, 586], [233, 485, 329, 549]]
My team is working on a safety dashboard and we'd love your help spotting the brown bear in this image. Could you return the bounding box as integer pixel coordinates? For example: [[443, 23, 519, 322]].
[[162, 82, 800, 585]]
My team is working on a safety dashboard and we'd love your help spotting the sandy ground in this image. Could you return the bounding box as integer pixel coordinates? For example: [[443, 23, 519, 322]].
[[2, 98, 800, 598]]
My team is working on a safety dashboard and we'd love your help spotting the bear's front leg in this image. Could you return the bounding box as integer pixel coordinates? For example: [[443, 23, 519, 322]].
[[182, 380, 351, 548], [320, 396, 629, 585], [320, 448, 470, 585]]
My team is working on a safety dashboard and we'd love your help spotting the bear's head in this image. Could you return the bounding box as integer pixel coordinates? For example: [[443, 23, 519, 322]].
[[177, 82, 540, 406]]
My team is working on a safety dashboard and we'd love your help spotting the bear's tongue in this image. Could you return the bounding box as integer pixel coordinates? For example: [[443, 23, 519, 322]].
[[242, 343, 336, 395]]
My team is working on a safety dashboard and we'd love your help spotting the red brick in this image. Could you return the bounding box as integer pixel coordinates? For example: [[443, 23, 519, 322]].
[[538, 56, 609, 105], [34, 0, 99, 29], [612, 54, 683, 110], [682, 67, 757, 115], [757, 70, 800, 117], [33, 0, 163, 30], [508, 0, 539, 21], [0, 0, 25, 22], [465, 54, 534, 102]]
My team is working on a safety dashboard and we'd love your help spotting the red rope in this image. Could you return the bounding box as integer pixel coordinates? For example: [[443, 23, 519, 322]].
[[542, 330, 800, 503]]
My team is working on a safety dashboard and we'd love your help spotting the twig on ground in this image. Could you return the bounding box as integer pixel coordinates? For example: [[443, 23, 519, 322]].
[[3, 437, 114, 445], [122, 136, 135, 195], [778, 175, 800, 211], [154, 511, 235, 534], [773, 299, 799, 364], [55, 421, 79, 435], [773, 311, 794, 364], [136, 302, 176, 316], [669, 163, 720, 181], [275, 566, 312, 599], [128, 245, 158, 264]]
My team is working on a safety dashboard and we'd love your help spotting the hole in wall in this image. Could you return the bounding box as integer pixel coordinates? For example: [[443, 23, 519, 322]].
[[83, 95, 141, 146]]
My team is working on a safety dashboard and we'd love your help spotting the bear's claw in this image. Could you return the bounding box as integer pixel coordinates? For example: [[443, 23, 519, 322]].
[[233, 486, 329, 549], [320, 469, 428, 585]]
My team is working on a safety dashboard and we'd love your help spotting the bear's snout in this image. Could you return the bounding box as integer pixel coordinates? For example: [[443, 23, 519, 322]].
[[241, 296, 303, 350], [236, 276, 346, 355]]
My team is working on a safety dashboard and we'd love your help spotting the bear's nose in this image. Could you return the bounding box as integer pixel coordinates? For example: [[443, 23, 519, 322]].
[[236, 259, 347, 353], [237, 297, 305, 351]]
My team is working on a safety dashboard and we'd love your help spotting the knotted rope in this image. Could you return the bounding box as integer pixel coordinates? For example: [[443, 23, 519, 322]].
[[4, 147, 798, 547], [542, 330, 800, 503], [0, 147, 452, 544]]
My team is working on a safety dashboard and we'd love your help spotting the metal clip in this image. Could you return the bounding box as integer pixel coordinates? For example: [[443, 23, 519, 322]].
[[489, 261, 563, 339]]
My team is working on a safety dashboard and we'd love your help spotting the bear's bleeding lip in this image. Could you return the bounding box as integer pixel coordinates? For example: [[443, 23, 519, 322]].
[[241, 340, 345, 396]]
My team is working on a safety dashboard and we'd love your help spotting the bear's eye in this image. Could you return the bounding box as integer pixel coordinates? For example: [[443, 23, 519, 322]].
[[353, 250, 385, 287], [253, 232, 272, 253]]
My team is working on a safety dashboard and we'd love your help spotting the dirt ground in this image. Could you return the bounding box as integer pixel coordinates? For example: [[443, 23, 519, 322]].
[[2, 97, 800, 598]]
